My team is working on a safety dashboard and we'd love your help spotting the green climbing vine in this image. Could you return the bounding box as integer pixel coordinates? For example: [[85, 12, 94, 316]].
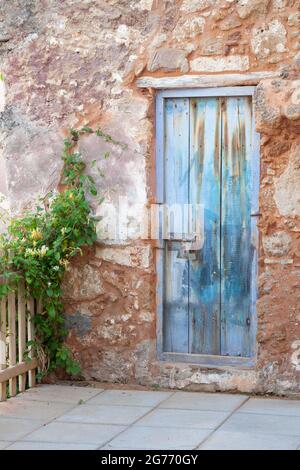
[[0, 127, 125, 378]]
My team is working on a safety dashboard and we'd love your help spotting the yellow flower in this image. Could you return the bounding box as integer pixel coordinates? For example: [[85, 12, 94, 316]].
[[69, 193, 74, 200], [59, 259, 70, 269], [39, 245, 49, 257], [31, 230, 43, 241], [25, 248, 36, 257]]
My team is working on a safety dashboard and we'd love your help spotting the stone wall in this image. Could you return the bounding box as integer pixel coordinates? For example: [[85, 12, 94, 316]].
[[0, 0, 300, 395]]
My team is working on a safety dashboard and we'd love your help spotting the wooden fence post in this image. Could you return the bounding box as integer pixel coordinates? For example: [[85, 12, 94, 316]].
[[18, 280, 26, 392], [0, 278, 38, 399], [0, 297, 6, 401], [8, 291, 17, 397], [27, 297, 36, 388]]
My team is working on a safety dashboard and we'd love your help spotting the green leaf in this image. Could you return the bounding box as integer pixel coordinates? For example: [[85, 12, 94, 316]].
[[48, 305, 56, 319], [90, 186, 97, 196]]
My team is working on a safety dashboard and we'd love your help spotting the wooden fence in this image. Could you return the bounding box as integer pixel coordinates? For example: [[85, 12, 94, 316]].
[[0, 277, 38, 401]]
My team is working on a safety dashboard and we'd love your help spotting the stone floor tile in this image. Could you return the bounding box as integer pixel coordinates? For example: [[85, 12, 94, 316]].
[[5, 441, 98, 450], [16, 385, 102, 404], [199, 430, 300, 450], [239, 397, 300, 417], [0, 441, 12, 450], [0, 398, 73, 422], [22, 421, 125, 446], [161, 392, 247, 412], [87, 389, 173, 407], [135, 408, 229, 429], [221, 412, 300, 436], [104, 426, 210, 450], [57, 404, 151, 425], [0, 417, 44, 441]]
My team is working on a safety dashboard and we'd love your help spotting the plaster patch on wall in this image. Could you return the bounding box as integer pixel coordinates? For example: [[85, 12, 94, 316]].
[[0, 192, 9, 233], [291, 340, 300, 371], [0, 74, 5, 112]]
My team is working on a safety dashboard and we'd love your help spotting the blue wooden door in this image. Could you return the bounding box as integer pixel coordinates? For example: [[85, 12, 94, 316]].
[[162, 94, 257, 358]]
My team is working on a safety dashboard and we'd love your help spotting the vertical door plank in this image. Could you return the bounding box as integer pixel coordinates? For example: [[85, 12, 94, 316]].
[[18, 280, 26, 392], [8, 291, 17, 396], [0, 297, 7, 401], [163, 98, 190, 353], [189, 98, 222, 354], [221, 97, 254, 357], [27, 298, 36, 388]]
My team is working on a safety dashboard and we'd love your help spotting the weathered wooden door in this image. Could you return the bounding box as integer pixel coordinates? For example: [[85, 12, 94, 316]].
[[159, 90, 259, 360]]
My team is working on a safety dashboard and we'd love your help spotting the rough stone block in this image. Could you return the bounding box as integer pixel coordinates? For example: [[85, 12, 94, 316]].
[[217, 16, 242, 31], [237, 0, 270, 19], [200, 38, 224, 56], [263, 232, 292, 257], [190, 55, 250, 72], [96, 245, 152, 269], [173, 17, 206, 41], [62, 264, 105, 301], [254, 79, 300, 133], [274, 145, 300, 217], [251, 20, 287, 60], [0, 77, 5, 112], [294, 52, 300, 69], [148, 48, 189, 73], [288, 12, 300, 27], [180, 0, 215, 13]]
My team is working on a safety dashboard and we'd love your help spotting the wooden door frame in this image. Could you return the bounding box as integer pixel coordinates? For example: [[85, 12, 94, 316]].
[[155, 86, 260, 369]]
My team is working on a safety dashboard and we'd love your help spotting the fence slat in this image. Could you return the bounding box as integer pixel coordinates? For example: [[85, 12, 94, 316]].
[[18, 280, 26, 392], [0, 297, 7, 401], [8, 291, 17, 397], [0, 359, 37, 382], [0, 279, 37, 399], [27, 298, 36, 388]]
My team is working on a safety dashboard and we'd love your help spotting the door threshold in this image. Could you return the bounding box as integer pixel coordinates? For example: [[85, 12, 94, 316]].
[[159, 352, 256, 369]]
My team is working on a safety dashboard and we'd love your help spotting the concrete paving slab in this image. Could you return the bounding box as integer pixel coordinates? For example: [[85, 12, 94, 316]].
[[135, 408, 229, 429], [199, 430, 300, 450], [5, 441, 99, 450], [87, 389, 173, 407], [239, 397, 300, 417], [15, 385, 102, 404], [57, 404, 151, 425], [21, 421, 125, 446], [0, 417, 44, 441], [103, 425, 211, 450], [160, 392, 247, 411], [221, 412, 300, 437], [1, 385, 299, 450], [0, 441, 12, 450], [0, 398, 73, 422]]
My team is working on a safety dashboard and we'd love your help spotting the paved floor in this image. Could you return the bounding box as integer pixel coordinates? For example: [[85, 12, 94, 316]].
[[0, 385, 300, 450]]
